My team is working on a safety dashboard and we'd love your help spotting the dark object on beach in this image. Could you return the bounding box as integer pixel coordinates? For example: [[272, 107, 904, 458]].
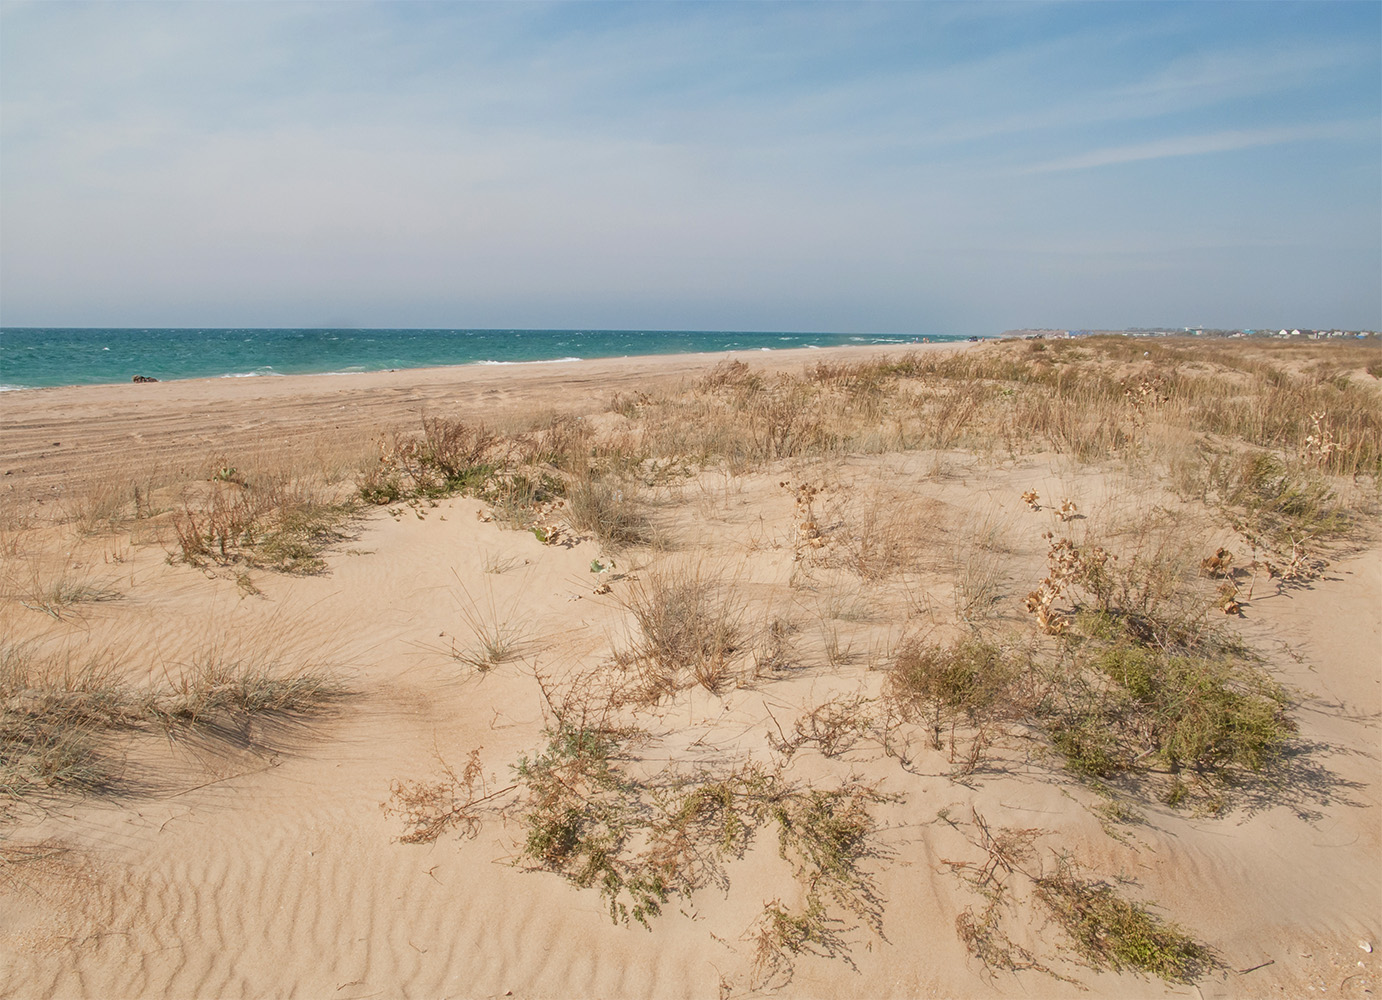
[[131, 375, 159, 383]]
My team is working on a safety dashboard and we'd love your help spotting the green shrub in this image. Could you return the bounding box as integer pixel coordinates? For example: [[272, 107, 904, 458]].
[[1047, 645, 1293, 779], [1035, 865, 1217, 982]]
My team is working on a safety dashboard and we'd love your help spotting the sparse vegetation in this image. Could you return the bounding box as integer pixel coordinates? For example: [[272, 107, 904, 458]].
[[360, 418, 498, 503], [1035, 861, 1217, 982], [398, 718, 887, 984], [0, 642, 342, 804], [17, 575, 122, 620], [564, 475, 650, 549], [385, 748, 512, 845], [616, 565, 745, 697], [173, 474, 354, 573], [446, 579, 528, 671], [887, 638, 1021, 763], [1045, 643, 1293, 781], [1202, 451, 1349, 579], [889, 639, 1015, 723], [942, 811, 1217, 984], [7, 335, 1377, 993]]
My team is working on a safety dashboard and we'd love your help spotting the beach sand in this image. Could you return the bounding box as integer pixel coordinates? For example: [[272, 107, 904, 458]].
[[1, 346, 927, 508], [1, 341, 1377, 998]]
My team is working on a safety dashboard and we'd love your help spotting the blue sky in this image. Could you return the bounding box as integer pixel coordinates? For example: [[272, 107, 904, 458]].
[[1, 1, 1378, 333]]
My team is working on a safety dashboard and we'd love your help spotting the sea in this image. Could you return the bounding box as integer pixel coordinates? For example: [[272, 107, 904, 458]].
[[0, 328, 969, 390]]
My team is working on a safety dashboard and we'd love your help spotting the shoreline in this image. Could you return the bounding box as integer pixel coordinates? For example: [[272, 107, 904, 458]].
[[0, 340, 973, 399], [0, 333, 980, 393], [0, 341, 975, 508]]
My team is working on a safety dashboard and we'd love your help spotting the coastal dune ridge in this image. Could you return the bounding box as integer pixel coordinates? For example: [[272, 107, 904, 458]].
[[0, 336, 1378, 999], [0, 344, 951, 505]]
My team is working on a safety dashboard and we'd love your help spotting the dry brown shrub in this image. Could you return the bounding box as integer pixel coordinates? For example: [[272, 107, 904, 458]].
[[887, 638, 1024, 767], [564, 475, 651, 549], [384, 748, 515, 844], [696, 358, 763, 394], [512, 413, 592, 470], [824, 489, 937, 582], [418, 416, 497, 477], [617, 564, 745, 698]]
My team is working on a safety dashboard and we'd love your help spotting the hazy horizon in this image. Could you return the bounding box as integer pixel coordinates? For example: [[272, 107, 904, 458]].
[[0, 323, 1370, 335], [2, 2, 1378, 334]]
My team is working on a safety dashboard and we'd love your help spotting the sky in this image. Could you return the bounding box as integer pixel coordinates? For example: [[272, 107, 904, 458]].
[[1, 1, 1378, 334]]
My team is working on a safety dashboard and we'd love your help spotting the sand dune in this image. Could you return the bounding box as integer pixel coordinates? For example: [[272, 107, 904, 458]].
[[2, 342, 1378, 998]]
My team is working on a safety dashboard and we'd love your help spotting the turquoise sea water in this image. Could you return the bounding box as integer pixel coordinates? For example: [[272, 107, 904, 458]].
[[0, 328, 968, 390]]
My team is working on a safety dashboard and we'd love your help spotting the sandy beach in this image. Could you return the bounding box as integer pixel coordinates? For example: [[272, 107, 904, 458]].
[[1, 338, 1378, 999], [1, 345, 941, 509]]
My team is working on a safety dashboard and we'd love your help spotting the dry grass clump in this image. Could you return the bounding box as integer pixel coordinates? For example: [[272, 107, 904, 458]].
[[632, 367, 855, 471], [510, 413, 594, 470], [564, 475, 651, 550], [358, 415, 588, 542], [617, 565, 745, 697], [359, 417, 499, 503], [674, 367, 840, 466], [476, 470, 568, 539], [155, 653, 340, 722], [1199, 451, 1350, 577], [831, 491, 930, 581], [173, 473, 354, 574], [778, 482, 936, 581], [1, 647, 129, 798], [377, 422, 486, 498], [64, 474, 147, 535], [445, 579, 528, 671], [12, 565, 123, 620], [696, 358, 764, 395], [951, 516, 1008, 624], [1, 642, 341, 804]]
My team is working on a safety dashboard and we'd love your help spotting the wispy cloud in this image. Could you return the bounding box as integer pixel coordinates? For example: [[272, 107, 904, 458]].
[[1013, 120, 1377, 175], [1, 2, 1377, 331]]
